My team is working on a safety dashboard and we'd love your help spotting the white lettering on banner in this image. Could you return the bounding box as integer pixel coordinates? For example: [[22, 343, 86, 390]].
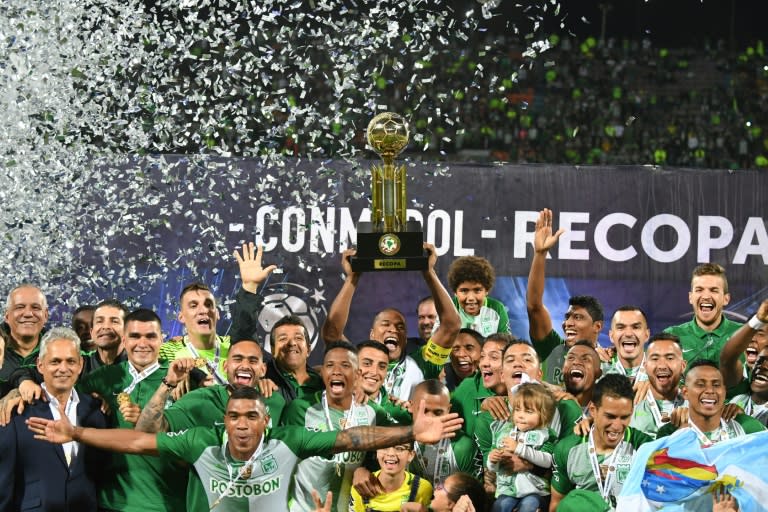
[[697, 216, 733, 263], [427, 209, 451, 256], [256, 206, 279, 251], [558, 212, 590, 260], [250, 206, 767, 264], [513, 210, 538, 258], [640, 214, 691, 263], [733, 217, 768, 264], [282, 207, 305, 252], [254, 206, 475, 257], [310, 207, 335, 253], [453, 211, 474, 256], [338, 208, 357, 251], [594, 213, 637, 262]]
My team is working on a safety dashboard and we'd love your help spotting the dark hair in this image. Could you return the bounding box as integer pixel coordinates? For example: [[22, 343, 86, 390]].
[[570, 339, 597, 350], [269, 315, 309, 350], [417, 296, 434, 309], [229, 338, 263, 353], [685, 359, 720, 380], [228, 386, 266, 409], [73, 305, 96, 316], [612, 305, 648, 326], [569, 295, 604, 322], [447, 255, 495, 292], [179, 282, 213, 302], [592, 373, 634, 406], [485, 332, 516, 346], [325, 340, 357, 356], [446, 472, 489, 512], [94, 299, 130, 318], [692, 263, 728, 294], [457, 328, 484, 346], [412, 378, 448, 398], [230, 337, 263, 348], [647, 332, 682, 347], [124, 308, 162, 327], [372, 308, 406, 326], [356, 340, 390, 358], [502, 338, 538, 362]]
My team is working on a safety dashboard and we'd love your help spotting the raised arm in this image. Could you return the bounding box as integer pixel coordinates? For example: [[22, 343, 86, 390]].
[[321, 249, 360, 343], [135, 358, 197, 433], [27, 414, 159, 456], [229, 242, 275, 343], [527, 208, 564, 341], [720, 299, 768, 388], [332, 399, 462, 453], [421, 242, 460, 349]]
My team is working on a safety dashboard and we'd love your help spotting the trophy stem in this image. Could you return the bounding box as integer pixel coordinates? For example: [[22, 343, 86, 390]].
[[371, 163, 384, 231], [396, 163, 406, 230], [382, 158, 398, 232]]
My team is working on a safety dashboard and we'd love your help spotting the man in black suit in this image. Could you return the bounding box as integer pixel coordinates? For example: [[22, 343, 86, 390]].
[[0, 326, 107, 512]]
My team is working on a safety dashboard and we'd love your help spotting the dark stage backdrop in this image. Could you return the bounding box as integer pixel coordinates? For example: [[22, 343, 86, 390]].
[[90, 159, 768, 362]]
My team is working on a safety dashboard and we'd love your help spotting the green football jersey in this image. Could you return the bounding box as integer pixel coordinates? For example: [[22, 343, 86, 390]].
[[78, 360, 187, 512], [157, 424, 338, 511], [164, 384, 286, 431], [282, 392, 385, 512], [551, 428, 652, 499]]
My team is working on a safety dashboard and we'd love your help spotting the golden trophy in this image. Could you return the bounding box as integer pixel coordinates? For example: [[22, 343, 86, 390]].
[[351, 112, 427, 271]]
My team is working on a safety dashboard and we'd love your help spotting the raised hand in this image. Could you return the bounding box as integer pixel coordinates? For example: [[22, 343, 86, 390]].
[[311, 489, 333, 512], [233, 242, 278, 293], [412, 399, 463, 444], [26, 415, 75, 444], [480, 396, 510, 421], [423, 242, 437, 272], [341, 248, 358, 279], [165, 357, 197, 387], [756, 299, 768, 323], [533, 208, 565, 254], [352, 466, 384, 499], [18, 381, 44, 403], [119, 401, 142, 425], [452, 495, 477, 512]]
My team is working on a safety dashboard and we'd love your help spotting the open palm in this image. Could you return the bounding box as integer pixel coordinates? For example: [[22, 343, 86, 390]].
[[233, 242, 277, 292]]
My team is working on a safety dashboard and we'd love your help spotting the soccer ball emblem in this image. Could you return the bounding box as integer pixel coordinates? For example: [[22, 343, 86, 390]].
[[256, 282, 326, 355], [367, 112, 410, 157], [378, 233, 401, 256]]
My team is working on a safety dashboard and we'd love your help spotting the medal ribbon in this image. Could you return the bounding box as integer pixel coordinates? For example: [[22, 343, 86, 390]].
[[588, 428, 627, 501], [384, 358, 406, 397], [414, 437, 452, 487], [322, 391, 358, 431], [210, 433, 265, 510], [687, 418, 730, 447], [185, 336, 227, 385], [123, 361, 161, 394]]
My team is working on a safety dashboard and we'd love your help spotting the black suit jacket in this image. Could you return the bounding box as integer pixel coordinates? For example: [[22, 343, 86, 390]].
[[0, 392, 108, 512]]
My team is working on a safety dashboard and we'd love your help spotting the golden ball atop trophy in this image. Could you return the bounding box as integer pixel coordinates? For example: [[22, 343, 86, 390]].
[[367, 112, 410, 160]]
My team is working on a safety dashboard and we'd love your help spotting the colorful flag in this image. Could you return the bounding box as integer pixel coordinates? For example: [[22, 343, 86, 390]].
[[618, 429, 768, 511]]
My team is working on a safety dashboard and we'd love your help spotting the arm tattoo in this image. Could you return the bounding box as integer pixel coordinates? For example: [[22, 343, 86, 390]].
[[333, 425, 414, 453], [135, 386, 170, 433]]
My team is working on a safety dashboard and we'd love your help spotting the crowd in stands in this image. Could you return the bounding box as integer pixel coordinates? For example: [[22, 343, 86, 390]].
[[1, 211, 767, 511], [408, 36, 768, 169]]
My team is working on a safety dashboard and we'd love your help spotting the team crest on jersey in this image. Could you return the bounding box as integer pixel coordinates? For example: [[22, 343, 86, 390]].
[[261, 454, 278, 474]]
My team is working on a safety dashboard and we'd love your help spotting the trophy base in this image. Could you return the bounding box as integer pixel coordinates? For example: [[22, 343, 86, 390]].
[[351, 221, 427, 272]]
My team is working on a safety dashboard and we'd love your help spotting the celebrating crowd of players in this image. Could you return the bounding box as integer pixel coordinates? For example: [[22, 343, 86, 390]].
[[0, 208, 767, 512]]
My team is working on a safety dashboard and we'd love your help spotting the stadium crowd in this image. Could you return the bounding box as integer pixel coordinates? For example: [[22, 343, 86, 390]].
[[0, 208, 766, 511], [304, 35, 768, 170]]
